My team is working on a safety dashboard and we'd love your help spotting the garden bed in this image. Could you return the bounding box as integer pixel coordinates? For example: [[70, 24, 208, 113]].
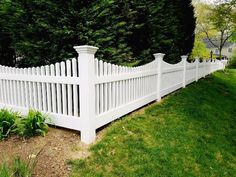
[[0, 127, 89, 177]]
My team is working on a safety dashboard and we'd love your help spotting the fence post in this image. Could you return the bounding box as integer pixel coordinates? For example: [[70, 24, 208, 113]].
[[181, 55, 188, 88], [221, 60, 227, 70], [154, 53, 165, 102], [195, 57, 199, 82], [73, 45, 98, 144], [203, 59, 207, 78]]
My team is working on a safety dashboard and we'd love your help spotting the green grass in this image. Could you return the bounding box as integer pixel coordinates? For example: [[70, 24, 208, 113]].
[[0, 156, 35, 177], [70, 69, 236, 177]]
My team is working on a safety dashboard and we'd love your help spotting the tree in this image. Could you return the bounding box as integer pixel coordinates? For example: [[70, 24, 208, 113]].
[[191, 38, 210, 59], [78, 0, 196, 64], [0, 0, 196, 67], [0, 0, 17, 66], [197, 1, 236, 59]]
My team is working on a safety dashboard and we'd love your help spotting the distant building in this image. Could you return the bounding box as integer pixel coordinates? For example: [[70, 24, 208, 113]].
[[203, 39, 236, 59]]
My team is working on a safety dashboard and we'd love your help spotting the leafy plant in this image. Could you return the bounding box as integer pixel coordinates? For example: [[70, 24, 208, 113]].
[[0, 109, 19, 140], [16, 109, 49, 137]]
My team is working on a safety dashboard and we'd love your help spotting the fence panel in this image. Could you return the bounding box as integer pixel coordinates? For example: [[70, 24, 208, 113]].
[[0, 45, 226, 144], [161, 60, 184, 96]]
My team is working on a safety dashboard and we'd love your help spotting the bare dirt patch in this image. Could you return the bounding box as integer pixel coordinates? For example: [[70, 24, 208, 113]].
[[0, 127, 90, 177]]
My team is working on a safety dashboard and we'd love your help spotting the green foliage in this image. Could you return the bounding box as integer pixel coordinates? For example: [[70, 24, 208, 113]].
[[191, 38, 210, 59], [0, 163, 10, 177], [0, 109, 19, 140], [70, 70, 236, 177], [228, 50, 236, 68], [0, 109, 49, 140], [0, 0, 196, 66], [12, 157, 33, 177], [194, 1, 236, 59], [0, 156, 36, 177], [79, 0, 196, 64], [16, 110, 49, 137]]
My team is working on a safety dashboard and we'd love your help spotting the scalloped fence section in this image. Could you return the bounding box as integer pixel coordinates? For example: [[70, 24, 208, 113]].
[[0, 45, 227, 143]]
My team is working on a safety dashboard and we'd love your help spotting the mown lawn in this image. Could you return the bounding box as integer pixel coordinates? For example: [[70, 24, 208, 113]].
[[70, 69, 236, 177]]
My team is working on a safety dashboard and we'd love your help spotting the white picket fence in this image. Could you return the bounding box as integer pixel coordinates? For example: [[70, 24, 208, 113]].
[[0, 45, 226, 143]]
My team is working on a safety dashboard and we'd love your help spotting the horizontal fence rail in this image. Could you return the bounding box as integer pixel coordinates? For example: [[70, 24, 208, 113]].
[[0, 45, 226, 143]]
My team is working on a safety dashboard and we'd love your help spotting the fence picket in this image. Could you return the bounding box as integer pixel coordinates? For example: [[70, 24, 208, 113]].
[[28, 68, 34, 108], [108, 63, 112, 110], [45, 65, 52, 112], [66, 60, 73, 116], [16, 68, 21, 106], [111, 64, 116, 109], [95, 59, 99, 115], [41, 66, 47, 111], [99, 60, 104, 113], [50, 64, 57, 113], [36, 67, 42, 110], [61, 61, 67, 115], [104, 62, 108, 112], [12, 68, 17, 106], [72, 58, 79, 116], [55, 63, 62, 114], [32, 67, 38, 109]]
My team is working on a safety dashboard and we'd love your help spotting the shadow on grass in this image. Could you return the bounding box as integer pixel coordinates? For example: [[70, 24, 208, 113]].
[[70, 69, 236, 177]]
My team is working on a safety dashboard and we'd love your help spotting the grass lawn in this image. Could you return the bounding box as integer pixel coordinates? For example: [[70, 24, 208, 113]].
[[70, 69, 236, 177]]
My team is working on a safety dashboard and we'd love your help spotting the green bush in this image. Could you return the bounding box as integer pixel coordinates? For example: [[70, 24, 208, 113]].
[[228, 56, 236, 68], [0, 109, 19, 140], [0, 109, 49, 140], [16, 109, 49, 137], [227, 50, 236, 68]]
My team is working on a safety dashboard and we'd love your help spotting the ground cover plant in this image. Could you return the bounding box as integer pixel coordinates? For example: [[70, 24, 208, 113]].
[[0, 109, 49, 140], [0, 109, 19, 140], [70, 69, 236, 177], [15, 110, 49, 137]]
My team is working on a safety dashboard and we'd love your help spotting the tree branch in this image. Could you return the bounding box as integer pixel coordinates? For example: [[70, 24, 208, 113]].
[[200, 24, 219, 49]]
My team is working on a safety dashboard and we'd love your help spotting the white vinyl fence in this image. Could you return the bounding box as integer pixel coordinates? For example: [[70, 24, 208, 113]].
[[0, 45, 226, 143]]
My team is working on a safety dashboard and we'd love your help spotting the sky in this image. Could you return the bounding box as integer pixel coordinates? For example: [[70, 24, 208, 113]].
[[196, 0, 218, 4], [195, 0, 232, 4]]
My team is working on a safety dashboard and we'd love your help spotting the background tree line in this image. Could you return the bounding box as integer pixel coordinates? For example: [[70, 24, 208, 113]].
[[0, 0, 196, 67]]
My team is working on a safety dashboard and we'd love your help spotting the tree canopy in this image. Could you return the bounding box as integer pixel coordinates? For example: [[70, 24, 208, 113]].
[[193, 0, 236, 59], [0, 0, 196, 67]]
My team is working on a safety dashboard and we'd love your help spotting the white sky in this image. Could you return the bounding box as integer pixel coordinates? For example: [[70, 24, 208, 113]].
[[196, 0, 218, 4], [195, 0, 231, 4]]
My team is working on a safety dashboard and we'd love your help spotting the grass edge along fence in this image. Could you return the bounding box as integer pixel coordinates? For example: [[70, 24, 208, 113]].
[[0, 45, 227, 144]]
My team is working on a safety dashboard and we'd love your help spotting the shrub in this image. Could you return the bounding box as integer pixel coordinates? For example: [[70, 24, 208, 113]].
[[228, 55, 236, 69], [0, 109, 19, 140], [16, 109, 49, 137]]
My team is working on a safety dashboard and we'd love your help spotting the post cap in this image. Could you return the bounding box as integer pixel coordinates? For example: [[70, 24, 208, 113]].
[[73, 45, 98, 55], [153, 53, 165, 59], [181, 55, 188, 61]]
